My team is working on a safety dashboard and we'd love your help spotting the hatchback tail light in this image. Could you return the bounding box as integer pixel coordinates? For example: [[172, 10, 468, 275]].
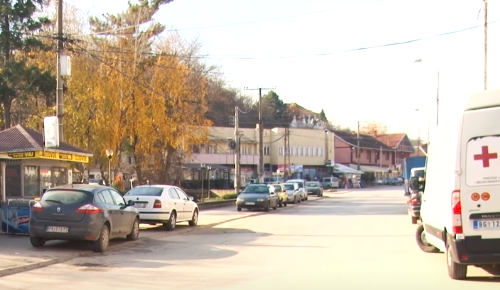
[[32, 202, 43, 212], [153, 200, 162, 208], [76, 204, 102, 214]]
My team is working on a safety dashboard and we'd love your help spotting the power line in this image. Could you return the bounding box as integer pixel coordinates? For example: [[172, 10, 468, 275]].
[[65, 19, 499, 60], [70, 0, 390, 37], [71, 42, 201, 105]]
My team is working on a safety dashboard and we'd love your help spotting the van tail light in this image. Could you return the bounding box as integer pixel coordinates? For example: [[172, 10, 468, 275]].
[[76, 204, 102, 214], [153, 200, 162, 208], [451, 190, 463, 234], [32, 202, 43, 212]]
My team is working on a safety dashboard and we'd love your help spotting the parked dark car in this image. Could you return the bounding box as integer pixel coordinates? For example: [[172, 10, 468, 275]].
[[387, 178, 403, 185], [236, 184, 279, 212], [406, 177, 423, 224], [29, 184, 140, 253], [306, 181, 323, 197]]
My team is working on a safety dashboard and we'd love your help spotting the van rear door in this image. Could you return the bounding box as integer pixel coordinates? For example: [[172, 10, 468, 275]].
[[461, 105, 500, 243]]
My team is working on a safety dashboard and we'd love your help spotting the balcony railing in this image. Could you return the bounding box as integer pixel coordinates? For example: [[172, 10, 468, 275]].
[[188, 153, 259, 165]]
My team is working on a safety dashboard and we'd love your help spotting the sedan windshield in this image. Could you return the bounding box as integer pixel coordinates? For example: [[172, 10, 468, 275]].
[[284, 184, 295, 190], [243, 185, 269, 194], [306, 182, 319, 187]]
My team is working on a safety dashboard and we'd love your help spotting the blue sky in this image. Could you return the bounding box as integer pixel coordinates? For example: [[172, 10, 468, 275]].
[[71, 0, 499, 142]]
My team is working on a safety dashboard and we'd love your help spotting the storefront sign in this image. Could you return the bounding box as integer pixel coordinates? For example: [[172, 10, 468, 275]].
[[8, 151, 36, 158], [3, 150, 90, 163]]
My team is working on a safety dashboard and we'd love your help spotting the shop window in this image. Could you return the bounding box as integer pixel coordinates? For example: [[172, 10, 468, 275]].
[[24, 166, 40, 197], [52, 167, 67, 187]]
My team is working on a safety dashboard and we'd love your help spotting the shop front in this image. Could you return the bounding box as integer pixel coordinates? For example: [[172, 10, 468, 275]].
[[0, 125, 92, 234]]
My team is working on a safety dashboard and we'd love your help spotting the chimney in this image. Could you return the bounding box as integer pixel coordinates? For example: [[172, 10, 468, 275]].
[[374, 130, 378, 137]]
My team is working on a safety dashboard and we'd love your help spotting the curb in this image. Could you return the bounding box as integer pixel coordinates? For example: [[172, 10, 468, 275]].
[[0, 197, 324, 278]]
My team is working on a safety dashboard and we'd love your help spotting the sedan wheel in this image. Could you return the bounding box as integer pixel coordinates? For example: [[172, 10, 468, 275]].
[[164, 212, 177, 231], [189, 209, 199, 226]]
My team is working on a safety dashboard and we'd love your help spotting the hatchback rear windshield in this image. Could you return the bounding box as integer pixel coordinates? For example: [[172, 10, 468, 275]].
[[284, 184, 295, 190], [125, 187, 164, 196], [42, 190, 91, 205]]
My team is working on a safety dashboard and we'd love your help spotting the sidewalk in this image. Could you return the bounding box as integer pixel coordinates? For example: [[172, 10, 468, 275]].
[[0, 205, 261, 277]]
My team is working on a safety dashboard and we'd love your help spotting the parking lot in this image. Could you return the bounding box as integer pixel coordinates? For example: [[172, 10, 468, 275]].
[[0, 187, 498, 289]]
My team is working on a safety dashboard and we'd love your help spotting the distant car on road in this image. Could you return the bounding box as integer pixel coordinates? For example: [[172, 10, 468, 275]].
[[236, 184, 279, 212], [306, 181, 324, 197], [29, 184, 140, 253], [123, 185, 199, 231], [321, 177, 339, 189]]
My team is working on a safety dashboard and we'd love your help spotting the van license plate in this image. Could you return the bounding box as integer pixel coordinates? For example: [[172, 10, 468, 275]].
[[473, 220, 500, 229]]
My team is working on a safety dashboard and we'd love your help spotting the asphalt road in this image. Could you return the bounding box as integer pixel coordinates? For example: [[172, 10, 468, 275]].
[[0, 187, 499, 289]]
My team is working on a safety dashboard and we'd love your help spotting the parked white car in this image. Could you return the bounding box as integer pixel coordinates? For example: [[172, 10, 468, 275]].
[[123, 185, 198, 231], [283, 182, 301, 204], [286, 179, 308, 201]]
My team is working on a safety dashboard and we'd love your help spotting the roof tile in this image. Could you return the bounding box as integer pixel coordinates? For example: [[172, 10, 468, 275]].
[[0, 124, 91, 155], [331, 130, 393, 150]]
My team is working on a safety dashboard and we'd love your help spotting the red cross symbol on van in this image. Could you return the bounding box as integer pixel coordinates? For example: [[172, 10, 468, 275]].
[[474, 146, 498, 168]]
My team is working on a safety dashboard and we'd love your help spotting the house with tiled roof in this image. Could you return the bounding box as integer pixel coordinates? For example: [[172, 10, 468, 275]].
[[331, 130, 396, 175], [374, 133, 415, 166]]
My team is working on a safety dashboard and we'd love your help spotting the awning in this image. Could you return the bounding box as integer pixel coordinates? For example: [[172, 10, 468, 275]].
[[333, 163, 364, 174], [352, 165, 390, 173]]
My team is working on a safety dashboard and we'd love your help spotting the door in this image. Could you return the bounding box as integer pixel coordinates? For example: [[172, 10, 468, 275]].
[[99, 190, 122, 236], [109, 189, 134, 234], [168, 188, 185, 220], [461, 106, 500, 242], [175, 188, 195, 221]]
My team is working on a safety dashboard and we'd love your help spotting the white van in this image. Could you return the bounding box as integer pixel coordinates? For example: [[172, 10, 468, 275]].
[[416, 89, 500, 280]]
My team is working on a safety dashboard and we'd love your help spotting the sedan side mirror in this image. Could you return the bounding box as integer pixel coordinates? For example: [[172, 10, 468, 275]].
[[188, 196, 194, 201], [127, 200, 135, 206]]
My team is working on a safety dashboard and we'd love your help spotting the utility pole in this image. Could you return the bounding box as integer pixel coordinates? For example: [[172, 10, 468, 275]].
[[356, 121, 360, 171], [484, 0, 488, 90], [234, 106, 241, 193], [283, 128, 291, 180], [56, 0, 64, 142], [244, 86, 275, 182]]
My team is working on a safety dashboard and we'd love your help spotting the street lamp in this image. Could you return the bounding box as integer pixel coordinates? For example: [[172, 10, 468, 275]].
[[105, 149, 113, 186], [200, 164, 205, 202], [206, 166, 212, 201]]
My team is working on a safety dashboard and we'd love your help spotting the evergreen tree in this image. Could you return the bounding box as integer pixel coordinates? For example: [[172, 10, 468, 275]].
[[0, 0, 53, 129]]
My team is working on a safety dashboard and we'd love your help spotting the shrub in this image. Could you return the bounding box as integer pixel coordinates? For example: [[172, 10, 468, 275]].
[[221, 193, 238, 200]]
